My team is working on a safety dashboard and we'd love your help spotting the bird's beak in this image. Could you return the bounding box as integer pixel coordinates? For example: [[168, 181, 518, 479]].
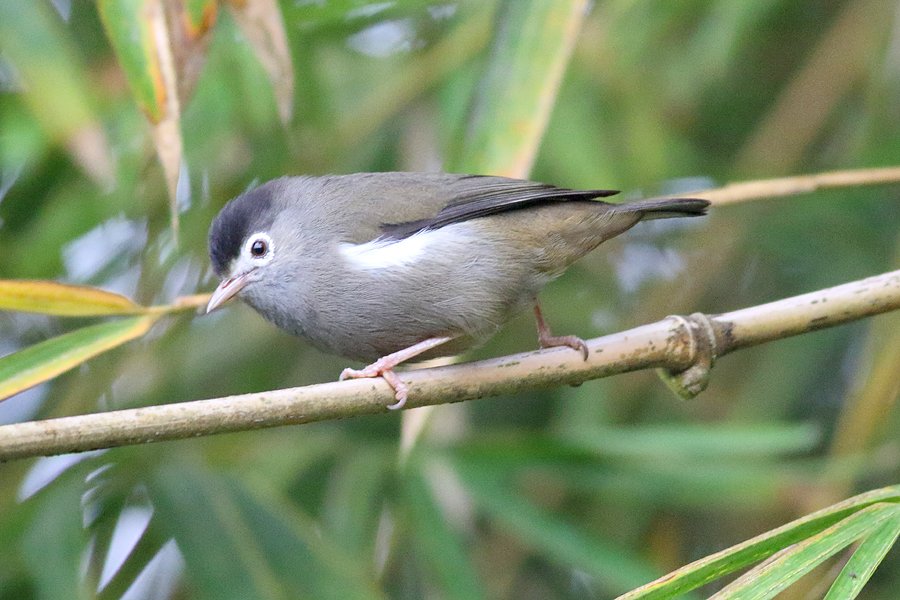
[[206, 273, 250, 314]]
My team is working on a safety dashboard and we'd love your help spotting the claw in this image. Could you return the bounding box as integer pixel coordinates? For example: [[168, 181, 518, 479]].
[[340, 366, 408, 409], [541, 334, 589, 360], [336, 336, 453, 410], [381, 369, 409, 409], [534, 303, 590, 360]]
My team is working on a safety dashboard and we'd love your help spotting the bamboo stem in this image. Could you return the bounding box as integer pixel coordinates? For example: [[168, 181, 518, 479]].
[[0, 269, 897, 462], [693, 166, 900, 205]]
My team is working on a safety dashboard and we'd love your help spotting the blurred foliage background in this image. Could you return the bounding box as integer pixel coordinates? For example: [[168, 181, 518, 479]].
[[0, 0, 899, 598]]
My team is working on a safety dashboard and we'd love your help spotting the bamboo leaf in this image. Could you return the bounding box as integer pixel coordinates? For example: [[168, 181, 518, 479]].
[[405, 468, 486, 599], [452, 0, 590, 176], [22, 474, 91, 599], [97, 0, 169, 123], [226, 0, 294, 124], [182, 0, 220, 40], [0, 1, 114, 186], [711, 503, 900, 600], [97, 0, 186, 232], [0, 280, 145, 316], [457, 462, 658, 595], [320, 447, 391, 558], [824, 511, 900, 600], [168, 0, 219, 102], [617, 486, 900, 599], [567, 423, 820, 459], [0, 316, 157, 401], [150, 465, 384, 600]]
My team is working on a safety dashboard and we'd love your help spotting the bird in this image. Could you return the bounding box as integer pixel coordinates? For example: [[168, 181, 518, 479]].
[[206, 172, 710, 409]]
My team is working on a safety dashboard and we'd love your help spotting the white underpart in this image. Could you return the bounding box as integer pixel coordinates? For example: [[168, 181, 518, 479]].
[[340, 224, 471, 270]]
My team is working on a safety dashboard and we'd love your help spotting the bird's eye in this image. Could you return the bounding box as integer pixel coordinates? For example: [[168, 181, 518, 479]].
[[250, 239, 268, 257], [244, 232, 274, 263]]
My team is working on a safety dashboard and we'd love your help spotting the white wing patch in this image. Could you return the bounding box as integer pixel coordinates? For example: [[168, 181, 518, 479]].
[[340, 224, 471, 270]]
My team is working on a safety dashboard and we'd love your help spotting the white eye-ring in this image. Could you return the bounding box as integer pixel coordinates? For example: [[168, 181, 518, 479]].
[[244, 232, 275, 264]]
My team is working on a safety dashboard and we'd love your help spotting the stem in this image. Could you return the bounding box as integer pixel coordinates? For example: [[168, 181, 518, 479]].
[[692, 166, 900, 205], [0, 269, 897, 462]]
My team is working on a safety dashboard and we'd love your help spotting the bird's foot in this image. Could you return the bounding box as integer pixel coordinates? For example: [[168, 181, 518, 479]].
[[338, 336, 454, 410], [340, 362, 409, 410], [534, 302, 589, 360], [538, 333, 589, 360]]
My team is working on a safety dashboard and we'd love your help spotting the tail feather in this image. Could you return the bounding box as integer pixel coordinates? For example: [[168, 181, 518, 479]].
[[616, 197, 710, 220]]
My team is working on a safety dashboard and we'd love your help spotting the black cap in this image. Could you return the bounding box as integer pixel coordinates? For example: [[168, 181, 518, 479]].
[[208, 181, 278, 276]]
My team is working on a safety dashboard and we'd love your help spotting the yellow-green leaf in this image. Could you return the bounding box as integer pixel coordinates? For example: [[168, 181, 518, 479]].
[[98, 0, 169, 123], [183, 0, 219, 37], [0, 316, 158, 401], [824, 511, 900, 599], [617, 485, 900, 599], [0, 280, 146, 316], [711, 503, 900, 599], [98, 0, 186, 233]]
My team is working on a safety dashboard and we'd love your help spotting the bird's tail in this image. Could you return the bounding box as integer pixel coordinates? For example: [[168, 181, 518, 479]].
[[616, 197, 710, 220]]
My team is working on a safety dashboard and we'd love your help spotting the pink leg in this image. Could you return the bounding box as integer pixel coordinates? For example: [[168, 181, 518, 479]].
[[534, 303, 589, 360], [339, 336, 453, 410]]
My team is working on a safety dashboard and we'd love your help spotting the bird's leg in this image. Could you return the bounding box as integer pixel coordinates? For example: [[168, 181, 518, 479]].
[[339, 336, 453, 410], [534, 303, 589, 360]]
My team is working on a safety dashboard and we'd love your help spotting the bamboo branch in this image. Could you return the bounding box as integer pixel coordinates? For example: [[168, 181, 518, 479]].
[[0, 269, 897, 461], [693, 166, 900, 205]]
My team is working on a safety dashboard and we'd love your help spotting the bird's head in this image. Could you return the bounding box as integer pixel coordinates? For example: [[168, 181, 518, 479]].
[[206, 181, 283, 314]]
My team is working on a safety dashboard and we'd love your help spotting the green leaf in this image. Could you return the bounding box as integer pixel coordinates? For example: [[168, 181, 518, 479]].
[[0, 2, 94, 132], [823, 511, 900, 600], [280, 0, 446, 27], [0, 280, 146, 316], [567, 423, 821, 459], [451, 0, 589, 176], [320, 447, 391, 558], [449, 436, 817, 510], [22, 472, 92, 600], [97, 0, 169, 123], [559, 459, 794, 510], [97, 0, 186, 231], [456, 461, 658, 596], [226, 0, 294, 124], [404, 468, 486, 599], [711, 502, 900, 600], [618, 486, 900, 599], [0, 316, 157, 401], [0, 1, 113, 185], [150, 464, 384, 600]]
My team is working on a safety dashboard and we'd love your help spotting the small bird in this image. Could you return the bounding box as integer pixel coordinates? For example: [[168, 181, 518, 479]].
[[206, 172, 709, 409]]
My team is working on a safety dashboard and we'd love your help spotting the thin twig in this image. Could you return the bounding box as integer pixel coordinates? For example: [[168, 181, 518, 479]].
[[0, 269, 897, 462], [693, 166, 900, 205]]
